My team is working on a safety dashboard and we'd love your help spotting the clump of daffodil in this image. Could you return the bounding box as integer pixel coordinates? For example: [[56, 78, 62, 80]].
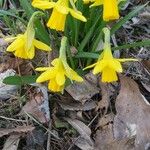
[[83, 0, 120, 21], [36, 36, 83, 92], [5, 11, 51, 59], [84, 27, 137, 82], [32, 0, 87, 31]]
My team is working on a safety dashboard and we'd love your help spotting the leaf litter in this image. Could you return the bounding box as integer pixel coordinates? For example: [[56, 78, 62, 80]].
[[0, 0, 150, 150]]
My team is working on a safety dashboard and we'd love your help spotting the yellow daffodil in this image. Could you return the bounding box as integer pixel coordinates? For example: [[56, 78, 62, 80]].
[[5, 12, 51, 59], [84, 28, 137, 82], [36, 37, 83, 92], [32, 0, 87, 31], [83, 0, 120, 21]]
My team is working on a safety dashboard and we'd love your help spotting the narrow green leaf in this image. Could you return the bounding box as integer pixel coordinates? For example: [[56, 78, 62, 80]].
[[3, 75, 39, 85], [111, 3, 147, 35], [112, 39, 150, 51], [0, 10, 27, 24], [78, 16, 100, 52], [75, 52, 99, 59]]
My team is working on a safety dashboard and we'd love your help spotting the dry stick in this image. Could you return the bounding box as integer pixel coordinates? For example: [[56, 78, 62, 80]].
[[0, 116, 27, 122], [47, 120, 52, 150]]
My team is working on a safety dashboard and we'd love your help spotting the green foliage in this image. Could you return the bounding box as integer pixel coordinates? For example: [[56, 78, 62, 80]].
[[3, 75, 39, 85]]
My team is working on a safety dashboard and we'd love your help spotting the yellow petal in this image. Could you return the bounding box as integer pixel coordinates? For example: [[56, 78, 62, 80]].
[[35, 67, 50, 71], [103, 0, 119, 21], [83, 63, 97, 70], [67, 69, 83, 82], [5, 36, 17, 42], [36, 69, 55, 83], [90, 0, 103, 7], [32, 1, 55, 10], [34, 39, 51, 51], [48, 80, 63, 92], [14, 48, 29, 59], [109, 60, 122, 73], [101, 67, 118, 82], [27, 45, 35, 59], [6, 35, 24, 52], [56, 73, 65, 86], [47, 9, 67, 31], [69, 9, 87, 22], [117, 58, 138, 62], [93, 60, 107, 74], [55, 5, 69, 14]]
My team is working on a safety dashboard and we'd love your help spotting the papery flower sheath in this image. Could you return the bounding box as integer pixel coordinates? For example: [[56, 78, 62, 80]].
[[36, 37, 83, 92], [5, 12, 51, 59], [32, 0, 87, 31], [84, 28, 137, 82]]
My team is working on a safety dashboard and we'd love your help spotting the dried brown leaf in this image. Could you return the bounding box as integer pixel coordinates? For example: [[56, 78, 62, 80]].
[[0, 126, 34, 138], [96, 82, 110, 112], [114, 77, 150, 150], [66, 79, 99, 103], [2, 134, 21, 150], [20, 86, 50, 123], [64, 118, 93, 146]]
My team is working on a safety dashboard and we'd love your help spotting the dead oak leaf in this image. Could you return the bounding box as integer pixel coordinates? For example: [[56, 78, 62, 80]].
[[114, 77, 150, 150]]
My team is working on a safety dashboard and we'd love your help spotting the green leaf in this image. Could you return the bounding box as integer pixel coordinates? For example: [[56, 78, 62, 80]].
[[0, 10, 27, 24], [111, 3, 148, 35], [75, 52, 99, 59], [76, 39, 150, 59], [3, 75, 39, 85], [112, 39, 150, 50], [78, 15, 100, 52]]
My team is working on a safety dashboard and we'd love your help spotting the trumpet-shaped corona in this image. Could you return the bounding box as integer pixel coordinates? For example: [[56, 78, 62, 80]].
[[83, 0, 120, 21], [84, 28, 137, 82], [36, 37, 83, 92], [32, 0, 87, 31]]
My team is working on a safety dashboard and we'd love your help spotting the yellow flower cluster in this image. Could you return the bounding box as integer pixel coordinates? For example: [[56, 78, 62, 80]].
[[4, 0, 138, 92]]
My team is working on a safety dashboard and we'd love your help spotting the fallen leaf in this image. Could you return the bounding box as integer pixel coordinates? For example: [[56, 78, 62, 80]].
[[0, 69, 18, 100], [96, 82, 110, 112], [66, 79, 99, 103], [141, 81, 150, 93], [0, 125, 35, 138], [64, 118, 93, 146], [25, 129, 46, 150], [2, 134, 21, 150], [75, 137, 94, 150], [0, 58, 23, 73], [85, 72, 98, 85], [114, 77, 150, 149], [95, 114, 114, 149], [20, 85, 50, 123], [0, 57, 32, 75], [142, 60, 150, 73], [94, 113, 135, 150], [58, 95, 96, 111]]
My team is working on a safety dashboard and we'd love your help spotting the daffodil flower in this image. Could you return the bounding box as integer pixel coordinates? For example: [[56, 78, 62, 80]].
[[84, 28, 137, 82], [32, 0, 87, 31], [5, 12, 51, 59], [36, 37, 83, 92], [83, 0, 120, 21]]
